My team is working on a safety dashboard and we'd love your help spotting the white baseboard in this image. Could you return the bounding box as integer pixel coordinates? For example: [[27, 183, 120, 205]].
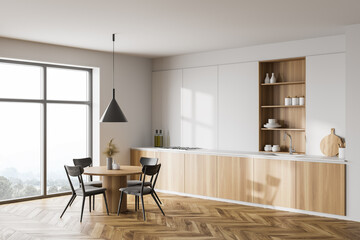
[[155, 189, 354, 222]]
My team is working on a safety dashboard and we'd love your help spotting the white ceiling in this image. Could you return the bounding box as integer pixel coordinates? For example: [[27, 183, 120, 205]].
[[0, 0, 360, 58]]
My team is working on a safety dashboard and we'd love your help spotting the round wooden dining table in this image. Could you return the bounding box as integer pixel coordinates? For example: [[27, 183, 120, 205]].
[[83, 166, 142, 213]]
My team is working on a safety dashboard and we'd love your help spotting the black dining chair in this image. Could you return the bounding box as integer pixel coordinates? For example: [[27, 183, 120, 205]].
[[73, 157, 102, 209], [118, 164, 164, 221], [127, 157, 162, 206], [60, 165, 109, 222]]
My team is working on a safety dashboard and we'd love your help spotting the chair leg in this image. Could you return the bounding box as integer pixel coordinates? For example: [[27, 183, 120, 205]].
[[80, 196, 86, 222], [89, 196, 91, 213], [60, 195, 75, 218], [103, 193, 109, 215], [140, 195, 146, 221], [153, 191, 162, 204], [69, 195, 76, 206], [136, 196, 139, 210], [151, 192, 165, 216], [135, 195, 137, 211], [93, 195, 95, 210], [117, 191, 124, 216]]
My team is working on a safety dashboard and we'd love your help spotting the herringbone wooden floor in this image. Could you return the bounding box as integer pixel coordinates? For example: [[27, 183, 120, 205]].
[[0, 193, 360, 240]]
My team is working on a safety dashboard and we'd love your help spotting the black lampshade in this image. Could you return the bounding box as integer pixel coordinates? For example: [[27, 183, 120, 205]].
[[100, 89, 128, 122]]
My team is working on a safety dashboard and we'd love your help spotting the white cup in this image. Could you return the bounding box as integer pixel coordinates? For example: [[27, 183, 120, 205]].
[[299, 97, 305, 106], [285, 97, 292, 106], [338, 148, 345, 159], [268, 119, 276, 124], [292, 97, 299, 105]]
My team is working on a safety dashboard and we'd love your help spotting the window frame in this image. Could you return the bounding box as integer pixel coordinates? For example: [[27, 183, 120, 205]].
[[0, 59, 92, 202]]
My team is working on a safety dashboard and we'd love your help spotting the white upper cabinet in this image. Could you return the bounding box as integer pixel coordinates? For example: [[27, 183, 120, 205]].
[[182, 66, 218, 149], [218, 62, 259, 151], [152, 70, 182, 147], [306, 53, 345, 155]]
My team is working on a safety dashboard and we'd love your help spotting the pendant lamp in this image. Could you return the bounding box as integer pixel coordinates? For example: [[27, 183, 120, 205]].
[[100, 34, 128, 122]]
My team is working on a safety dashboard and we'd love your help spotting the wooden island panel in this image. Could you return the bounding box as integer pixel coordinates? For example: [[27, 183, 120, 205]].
[[156, 151, 185, 193], [296, 161, 346, 215], [184, 154, 217, 197], [217, 156, 253, 202], [253, 158, 296, 208]]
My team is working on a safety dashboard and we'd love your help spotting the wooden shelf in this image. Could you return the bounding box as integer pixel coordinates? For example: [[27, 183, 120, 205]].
[[259, 151, 306, 155], [261, 105, 305, 108], [261, 81, 305, 86], [261, 128, 305, 131]]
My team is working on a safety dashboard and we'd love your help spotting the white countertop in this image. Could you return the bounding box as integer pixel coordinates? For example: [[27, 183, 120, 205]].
[[131, 147, 347, 164]]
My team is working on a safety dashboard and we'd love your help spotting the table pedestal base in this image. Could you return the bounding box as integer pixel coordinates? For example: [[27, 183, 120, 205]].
[[102, 176, 127, 213]]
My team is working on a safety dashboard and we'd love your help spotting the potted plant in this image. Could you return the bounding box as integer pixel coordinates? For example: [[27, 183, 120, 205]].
[[103, 138, 119, 170]]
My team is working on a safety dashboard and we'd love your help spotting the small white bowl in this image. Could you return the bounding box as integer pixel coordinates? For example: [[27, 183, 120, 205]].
[[264, 145, 272, 152], [272, 146, 280, 152]]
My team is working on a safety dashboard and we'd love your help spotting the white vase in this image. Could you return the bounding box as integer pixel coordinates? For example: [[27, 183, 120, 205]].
[[270, 73, 276, 83], [112, 163, 120, 170], [264, 73, 270, 83]]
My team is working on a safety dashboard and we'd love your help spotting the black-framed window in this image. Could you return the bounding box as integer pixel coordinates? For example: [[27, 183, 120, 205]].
[[0, 59, 92, 201]]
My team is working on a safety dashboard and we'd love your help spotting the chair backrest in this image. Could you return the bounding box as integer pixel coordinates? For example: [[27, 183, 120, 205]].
[[73, 157, 93, 181], [64, 165, 85, 194], [73, 157, 92, 168], [140, 157, 158, 166], [138, 157, 158, 181], [140, 164, 161, 193]]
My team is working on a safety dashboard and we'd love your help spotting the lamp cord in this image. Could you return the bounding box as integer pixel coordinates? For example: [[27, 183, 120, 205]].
[[112, 33, 115, 91]]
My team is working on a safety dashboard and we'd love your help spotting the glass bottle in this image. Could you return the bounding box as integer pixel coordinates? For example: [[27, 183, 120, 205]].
[[159, 130, 164, 147], [154, 130, 159, 147]]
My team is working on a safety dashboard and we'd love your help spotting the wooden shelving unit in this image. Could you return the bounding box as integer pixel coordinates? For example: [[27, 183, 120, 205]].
[[261, 105, 304, 108], [258, 150, 306, 155], [261, 81, 305, 86], [261, 128, 305, 131], [259, 57, 306, 153]]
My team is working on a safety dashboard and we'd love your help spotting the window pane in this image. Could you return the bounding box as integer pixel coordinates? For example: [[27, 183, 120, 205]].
[[0, 62, 42, 99], [47, 68, 89, 101], [47, 104, 88, 194], [0, 102, 42, 201]]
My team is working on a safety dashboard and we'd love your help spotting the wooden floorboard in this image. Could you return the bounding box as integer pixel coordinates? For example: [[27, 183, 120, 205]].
[[0, 193, 360, 240]]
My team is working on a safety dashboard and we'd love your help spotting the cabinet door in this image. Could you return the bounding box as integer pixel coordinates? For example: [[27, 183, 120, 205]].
[[152, 70, 182, 147], [156, 152, 185, 192], [218, 62, 258, 151], [130, 149, 156, 180], [217, 156, 253, 202], [306, 53, 345, 155], [253, 158, 295, 208], [184, 154, 217, 197], [182, 66, 218, 149], [296, 162, 346, 215]]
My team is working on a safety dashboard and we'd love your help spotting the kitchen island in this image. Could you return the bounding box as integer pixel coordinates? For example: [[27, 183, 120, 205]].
[[130, 147, 346, 216]]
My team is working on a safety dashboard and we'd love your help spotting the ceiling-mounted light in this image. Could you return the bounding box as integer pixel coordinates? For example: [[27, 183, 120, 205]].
[[100, 34, 128, 122]]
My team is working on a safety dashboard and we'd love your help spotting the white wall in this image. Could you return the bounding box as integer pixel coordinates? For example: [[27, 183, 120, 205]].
[[346, 24, 360, 221], [0, 37, 152, 166]]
